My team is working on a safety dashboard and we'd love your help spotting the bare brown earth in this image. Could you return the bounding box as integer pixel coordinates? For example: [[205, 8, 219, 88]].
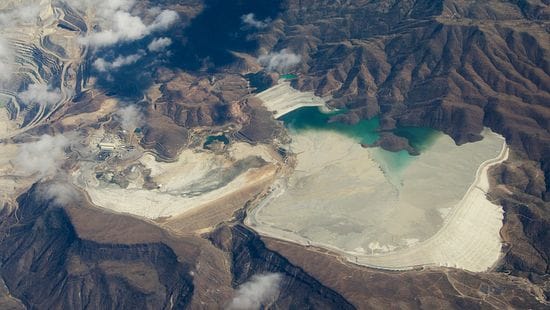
[[141, 110, 190, 161], [490, 157, 550, 281]]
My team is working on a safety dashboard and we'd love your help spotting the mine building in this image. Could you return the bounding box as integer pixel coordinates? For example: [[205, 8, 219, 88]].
[[98, 142, 116, 152]]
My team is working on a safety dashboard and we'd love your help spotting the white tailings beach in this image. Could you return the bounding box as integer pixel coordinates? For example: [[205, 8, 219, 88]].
[[249, 82, 508, 272], [75, 143, 280, 221], [255, 81, 327, 118], [355, 142, 508, 271], [246, 129, 508, 272]]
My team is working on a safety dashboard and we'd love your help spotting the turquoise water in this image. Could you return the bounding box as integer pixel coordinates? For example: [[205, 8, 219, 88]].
[[203, 134, 230, 148], [280, 107, 380, 144], [280, 107, 439, 176], [393, 126, 440, 152], [280, 74, 298, 80]]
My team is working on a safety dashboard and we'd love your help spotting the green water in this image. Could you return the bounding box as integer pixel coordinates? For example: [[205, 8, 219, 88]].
[[393, 126, 440, 152], [280, 107, 439, 176], [280, 74, 297, 80], [280, 107, 380, 144], [203, 134, 230, 148]]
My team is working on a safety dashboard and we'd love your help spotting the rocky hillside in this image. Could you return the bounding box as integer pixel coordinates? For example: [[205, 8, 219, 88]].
[[261, 0, 549, 191], [209, 224, 355, 308], [0, 184, 355, 309], [0, 184, 195, 309]]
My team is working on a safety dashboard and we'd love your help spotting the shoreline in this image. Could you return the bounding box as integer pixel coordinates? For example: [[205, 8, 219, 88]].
[[245, 133, 509, 272]]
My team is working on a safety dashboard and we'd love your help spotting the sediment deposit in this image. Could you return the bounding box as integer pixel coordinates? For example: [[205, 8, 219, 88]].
[[247, 128, 507, 272], [76, 142, 281, 231]]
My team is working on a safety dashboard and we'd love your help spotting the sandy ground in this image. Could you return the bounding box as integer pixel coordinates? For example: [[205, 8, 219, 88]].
[[78, 143, 281, 225], [353, 144, 508, 272], [0, 143, 36, 210], [0, 108, 17, 140], [163, 165, 278, 234], [83, 165, 276, 220], [255, 81, 327, 118], [246, 129, 507, 272], [60, 99, 118, 127]]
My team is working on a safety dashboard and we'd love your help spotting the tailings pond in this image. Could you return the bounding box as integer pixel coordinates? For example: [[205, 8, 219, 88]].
[[247, 107, 504, 255]]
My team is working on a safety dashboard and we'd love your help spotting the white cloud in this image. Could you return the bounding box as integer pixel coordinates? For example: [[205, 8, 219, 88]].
[[116, 105, 144, 132], [93, 50, 146, 72], [258, 49, 301, 73], [19, 83, 62, 106], [228, 273, 283, 310], [14, 135, 69, 177], [65, 0, 135, 18], [39, 182, 80, 205], [0, 38, 13, 82], [79, 11, 148, 47], [241, 13, 269, 29], [72, 0, 179, 48], [0, 1, 42, 26], [147, 37, 172, 52], [149, 10, 179, 31]]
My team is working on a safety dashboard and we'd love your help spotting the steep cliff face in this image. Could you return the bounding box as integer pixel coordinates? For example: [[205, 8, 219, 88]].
[[0, 185, 194, 309], [209, 224, 355, 309]]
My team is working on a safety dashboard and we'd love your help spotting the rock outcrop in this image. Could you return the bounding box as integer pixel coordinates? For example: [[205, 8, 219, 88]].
[[362, 132, 419, 155]]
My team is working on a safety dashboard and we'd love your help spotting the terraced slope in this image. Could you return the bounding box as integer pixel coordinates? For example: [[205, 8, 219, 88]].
[[0, 0, 84, 134]]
